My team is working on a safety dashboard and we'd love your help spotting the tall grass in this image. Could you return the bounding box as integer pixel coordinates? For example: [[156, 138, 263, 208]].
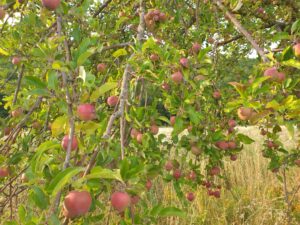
[[145, 126, 300, 225]]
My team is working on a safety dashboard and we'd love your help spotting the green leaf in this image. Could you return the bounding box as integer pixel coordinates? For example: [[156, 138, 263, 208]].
[[142, 38, 156, 52], [47, 70, 58, 90], [24, 76, 47, 89], [51, 116, 68, 137], [30, 141, 60, 173], [291, 19, 300, 34], [47, 167, 84, 196], [157, 207, 186, 218], [237, 133, 255, 144], [29, 186, 49, 210], [112, 48, 127, 58], [282, 59, 300, 70], [77, 47, 96, 66], [84, 166, 123, 182], [90, 82, 118, 102]]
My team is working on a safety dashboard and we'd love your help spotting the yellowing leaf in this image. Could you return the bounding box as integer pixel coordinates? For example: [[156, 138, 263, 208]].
[[51, 116, 68, 137], [0, 47, 9, 56], [90, 82, 118, 102], [112, 48, 127, 58]]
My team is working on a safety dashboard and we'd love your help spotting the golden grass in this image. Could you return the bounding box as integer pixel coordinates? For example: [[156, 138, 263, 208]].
[[145, 126, 300, 225]]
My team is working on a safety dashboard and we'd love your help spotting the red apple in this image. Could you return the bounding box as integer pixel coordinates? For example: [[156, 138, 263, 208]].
[[171, 71, 183, 84], [186, 192, 195, 201], [173, 169, 181, 180], [12, 56, 21, 65], [228, 127, 234, 134], [42, 0, 61, 10], [3, 127, 12, 136], [159, 12, 167, 21], [215, 141, 229, 150], [213, 190, 220, 198], [131, 195, 140, 205], [213, 90, 221, 99], [228, 141, 236, 149], [130, 128, 139, 139], [161, 82, 170, 91], [208, 189, 214, 196], [266, 140, 276, 149], [210, 166, 220, 176], [150, 124, 159, 135], [111, 192, 131, 212], [191, 146, 201, 156], [61, 135, 78, 151], [136, 133, 143, 144], [77, 104, 96, 121], [264, 67, 278, 79], [237, 107, 253, 120], [179, 58, 189, 68], [11, 108, 23, 118], [228, 119, 236, 127], [97, 63, 106, 73], [230, 155, 237, 161], [257, 7, 265, 14], [187, 171, 196, 181], [146, 180, 152, 191], [165, 161, 173, 171], [192, 42, 201, 54], [0, 8, 5, 20], [107, 96, 119, 107], [170, 116, 176, 126], [63, 191, 92, 218], [294, 159, 300, 167], [260, 129, 267, 136], [276, 72, 286, 82], [0, 168, 9, 177], [294, 43, 300, 57], [150, 54, 159, 62]]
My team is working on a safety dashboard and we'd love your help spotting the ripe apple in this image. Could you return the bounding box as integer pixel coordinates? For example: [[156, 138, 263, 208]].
[[171, 71, 183, 84], [203, 180, 211, 188], [215, 141, 229, 150], [192, 42, 201, 54], [77, 104, 96, 121], [3, 127, 12, 136], [0, 8, 5, 20], [191, 145, 201, 156], [187, 171, 196, 181], [61, 135, 78, 151], [294, 159, 300, 167], [32, 121, 41, 129], [145, 180, 152, 191], [165, 161, 173, 171], [136, 132, 143, 144], [237, 107, 253, 120], [228, 119, 236, 127], [228, 127, 234, 134], [179, 58, 189, 68], [150, 124, 159, 135], [12, 56, 21, 65], [11, 108, 23, 118], [161, 82, 170, 91], [210, 166, 220, 176], [159, 12, 167, 21], [260, 129, 267, 136], [107, 96, 119, 107], [276, 72, 286, 82], [293, 43, 300, 57], [131, 195, 140, 205], [264, 67, 278, 79], [213, 90, 221, 99], [170, 116, 176, 126], [0, 168, 9, 177], [111, 191, 131, 212], [213, 190, 220, 198], [150, 54, 159, 62], [130, 128, 139, 139], [63, 191, 92, 218], [207, 189, 214, 196], [42, 0, 61, 10], [186, 192, 195, 201], [97, 63, 106, 73], [227, 141, 236, 149], [257, 7, 265, 14], [173, 169, 181, 180], [266, 140, 276, 149], [230, 155, 237, 161]]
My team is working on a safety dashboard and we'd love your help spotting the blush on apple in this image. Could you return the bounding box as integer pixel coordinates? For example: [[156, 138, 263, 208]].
[[150, 124, 159, 135], [237, 107, 253, 120], [186, 192, 195, 201], [173, 169, 181, 180], [77, 104, 96, 121], [294, 43, 300, 57], [61, 135, 78, 151], [42, 0, 61, 11], [170, 116, 176, 126], [111, 191, 131, 212], [0, 168, 9, 177], [63, 191, 92, 218], [179, 58, 189, 68], [107, 96, 119, 107], [171, 71, 183, 84], [97, 63, 106, 73]]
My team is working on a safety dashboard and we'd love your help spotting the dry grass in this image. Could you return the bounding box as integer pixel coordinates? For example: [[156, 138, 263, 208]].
[[145, 126, 300, 225]]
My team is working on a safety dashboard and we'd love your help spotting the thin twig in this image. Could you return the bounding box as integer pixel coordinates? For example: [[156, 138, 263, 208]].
[[12, 65, 25, 105], [93, 0, 113, 18], [213, 0, 269, 63]]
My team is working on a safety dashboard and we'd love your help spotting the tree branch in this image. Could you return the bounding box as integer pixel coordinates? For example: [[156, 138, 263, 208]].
[[12, 65, 24, 105], [213, 0, 269, 63], [93, 0, 113, 18]]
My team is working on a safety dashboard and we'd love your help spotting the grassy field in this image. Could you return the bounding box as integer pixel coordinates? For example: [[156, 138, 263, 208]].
[[145, 126, 300, 225]]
